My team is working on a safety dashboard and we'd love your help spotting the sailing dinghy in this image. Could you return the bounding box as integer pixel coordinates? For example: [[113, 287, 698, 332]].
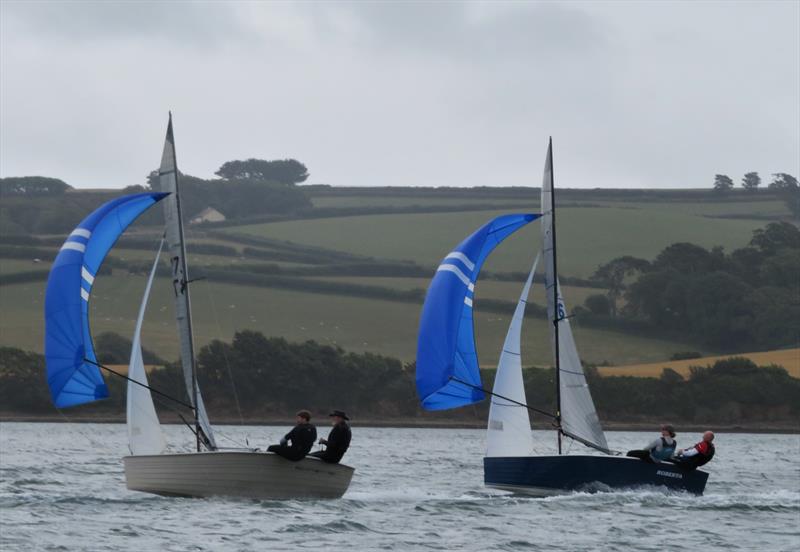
[[416, 140, 709, 495], [45, 115, 354, 499]]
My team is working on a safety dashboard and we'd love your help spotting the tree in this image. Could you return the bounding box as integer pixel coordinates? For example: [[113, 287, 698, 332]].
[[768, 173, 799, 219], [749, 222, 800, 254], [713, 174, 734, 193], [660, 368, 684, 384], [584, 294, 612, 316], [768, 173, 798, 190], [685, 272, 755, 348], [624, 268, 689, 327], [591, 256, 650, 317], [215, 159, 309, 185], [741, 172, 760, 192], [652, 242, 725, 274]]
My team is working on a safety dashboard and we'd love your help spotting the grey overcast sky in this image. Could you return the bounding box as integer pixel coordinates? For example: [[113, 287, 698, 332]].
[[1, 0, 798, 189]]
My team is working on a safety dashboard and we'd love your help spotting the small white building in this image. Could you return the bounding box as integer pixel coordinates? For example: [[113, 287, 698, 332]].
[[190, 207, 226, 224]]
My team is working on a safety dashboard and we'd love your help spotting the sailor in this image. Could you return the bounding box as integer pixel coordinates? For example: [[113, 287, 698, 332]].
[[267, 410, 317, 461], [310, 410, 352, 464], [671, 431, 715, 470], [625, 424, 677, 463]]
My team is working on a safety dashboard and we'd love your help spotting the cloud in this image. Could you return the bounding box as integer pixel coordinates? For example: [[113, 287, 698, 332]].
[[2, 1, 246, 47], [0, 1, 797, 190]]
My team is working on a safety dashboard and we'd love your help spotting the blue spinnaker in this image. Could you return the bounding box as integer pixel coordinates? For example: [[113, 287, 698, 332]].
[[44, 192, 168, 408], [416, 213, 539, 410]]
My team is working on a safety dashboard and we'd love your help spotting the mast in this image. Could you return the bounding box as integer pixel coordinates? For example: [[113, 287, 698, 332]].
[[159, 112, 215, 452], [548, 138, 563, 455], [169, 114, 201, 452]]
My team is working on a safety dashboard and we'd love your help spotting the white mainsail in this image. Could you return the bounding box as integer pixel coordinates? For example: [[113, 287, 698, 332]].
[[540, 141, 609, 452], [158, 116, 216, 449], [127, 241, 167, 456], [486, 254, 539, 457]]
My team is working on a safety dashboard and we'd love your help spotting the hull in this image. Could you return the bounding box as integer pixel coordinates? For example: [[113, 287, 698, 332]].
[[484, 455, 709, 496], [123, 451, 354, 499]]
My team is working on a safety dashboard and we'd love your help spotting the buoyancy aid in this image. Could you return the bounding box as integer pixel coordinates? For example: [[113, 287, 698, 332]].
[[650, 436, 677, 461], [693, 441, 715, 467]]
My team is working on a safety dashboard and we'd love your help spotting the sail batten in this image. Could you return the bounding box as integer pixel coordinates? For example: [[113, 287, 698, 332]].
[[416, 214, 539, 411], [44, 192, 168, 408]]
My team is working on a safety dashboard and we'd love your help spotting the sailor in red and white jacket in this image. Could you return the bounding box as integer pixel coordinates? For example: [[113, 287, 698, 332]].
[[674, 431, 716, 468]]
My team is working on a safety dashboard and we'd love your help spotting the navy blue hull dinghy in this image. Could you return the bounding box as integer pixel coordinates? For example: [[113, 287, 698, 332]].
[[484, 456, 709, 496], [416, 139, 711, 496]]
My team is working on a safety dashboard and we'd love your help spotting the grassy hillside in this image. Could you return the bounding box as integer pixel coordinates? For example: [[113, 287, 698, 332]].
[[230, 205, 767, 277], [0, 272, 706, 366], [1, 186, 792, 369]]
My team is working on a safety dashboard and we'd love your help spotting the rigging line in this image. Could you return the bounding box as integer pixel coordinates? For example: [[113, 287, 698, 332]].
[[448, 376, 558, 421], [147, 392, 198, 432], [183, 226, 248, 448], [84, 358, 195, 411], [212, 430, 251, 450], [199, 275, 245, 426], [561, 429, 621, 456]]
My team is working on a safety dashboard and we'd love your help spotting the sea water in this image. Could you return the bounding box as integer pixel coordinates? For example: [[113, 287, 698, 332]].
[[1, 423, 798, 551]]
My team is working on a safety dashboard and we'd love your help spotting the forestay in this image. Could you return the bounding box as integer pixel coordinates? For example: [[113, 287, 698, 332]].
[[486, 254, 539, 457], [127, 240, 167, 456], [44, 192, 168, 408], [158, 116, 216, 449], [416, 214, 538, 410], [540, 143, 609, 453]]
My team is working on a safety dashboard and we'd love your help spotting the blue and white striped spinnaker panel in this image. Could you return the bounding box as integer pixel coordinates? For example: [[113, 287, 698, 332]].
[[44, 192, 168, 408], [416, 214, 539, 410]]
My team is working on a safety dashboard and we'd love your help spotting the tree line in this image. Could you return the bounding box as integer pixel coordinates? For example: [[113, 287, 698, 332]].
[[586, 222, 799, 350], [713, 172, 797, 192], [713, 172, 798, 218], [0, 157, 312, 235], [1, 333, 797, 427]]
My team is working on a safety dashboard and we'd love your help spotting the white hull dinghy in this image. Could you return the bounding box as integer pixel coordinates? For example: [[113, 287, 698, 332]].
[[124, 452, 354, 499], [45, 114, 354, 500]]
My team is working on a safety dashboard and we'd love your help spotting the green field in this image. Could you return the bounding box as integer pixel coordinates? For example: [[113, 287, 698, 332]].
[[308, 276, 604, 306], [0, 259, 46, 275], [230, 206, 766, 277], [0, 274, 707, 366], [310, 195, 526, 209]]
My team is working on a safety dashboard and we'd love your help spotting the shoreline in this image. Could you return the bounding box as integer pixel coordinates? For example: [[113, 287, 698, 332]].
[[1, 413, 797, 434]]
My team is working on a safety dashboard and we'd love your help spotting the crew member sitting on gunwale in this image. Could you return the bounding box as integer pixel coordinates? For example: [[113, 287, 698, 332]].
[[626, 424, 677, 463], [670, 431, 715, 470], [267, 410, 317, 461], [310, 410, 352, 464]]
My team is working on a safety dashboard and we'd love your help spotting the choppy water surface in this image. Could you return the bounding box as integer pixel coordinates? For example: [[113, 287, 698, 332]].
[[1, 423, 798, 551]]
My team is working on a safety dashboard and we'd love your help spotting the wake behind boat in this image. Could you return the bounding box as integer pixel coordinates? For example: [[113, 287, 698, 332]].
[[415, 139, 710, 496], [44, 115, 353, 499]]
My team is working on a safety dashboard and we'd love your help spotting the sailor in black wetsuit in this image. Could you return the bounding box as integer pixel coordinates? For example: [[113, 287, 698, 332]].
[[267, 410, 317, 461], [309, 410, 352, 464]]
